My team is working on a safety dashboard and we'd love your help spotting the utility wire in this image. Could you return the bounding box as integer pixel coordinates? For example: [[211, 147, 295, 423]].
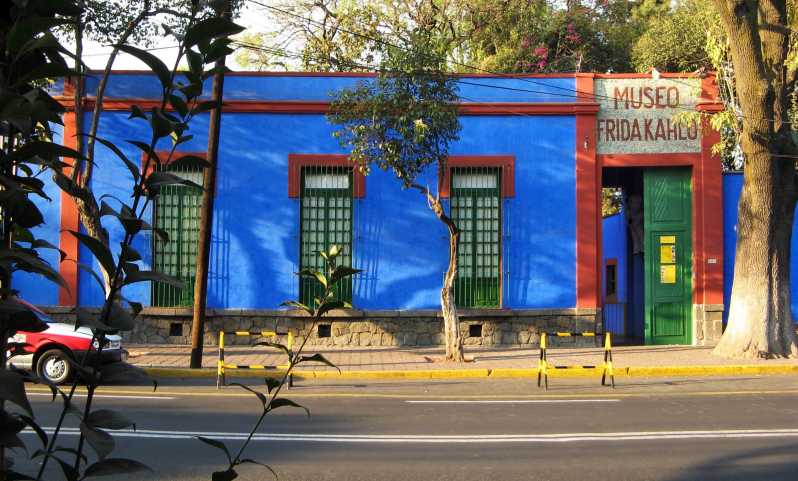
[[246, 0, 798, 127], [233, 39, 798, 161]]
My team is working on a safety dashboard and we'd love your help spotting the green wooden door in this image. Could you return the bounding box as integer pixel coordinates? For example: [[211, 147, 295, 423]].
[[644, 168, 692, 345]]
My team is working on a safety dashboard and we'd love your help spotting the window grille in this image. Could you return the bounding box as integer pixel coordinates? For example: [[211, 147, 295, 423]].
[[300, 166, 353, 306], [152, 163, 203, 307], [451, 167, 501, 308]]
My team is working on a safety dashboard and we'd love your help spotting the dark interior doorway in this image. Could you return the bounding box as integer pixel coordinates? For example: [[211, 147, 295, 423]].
[[602, 167, 645, 344]]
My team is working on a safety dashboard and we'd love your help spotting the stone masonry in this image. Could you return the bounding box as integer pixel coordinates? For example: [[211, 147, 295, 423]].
[[41, 307, 602, 348], [693, 304, 725, 346]]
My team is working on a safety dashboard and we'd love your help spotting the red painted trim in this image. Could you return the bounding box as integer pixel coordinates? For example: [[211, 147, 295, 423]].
[[575, 75, 600, 309], [458, 103, 599, 115], [599, 153, 699, 167], [696, 102, 724, 113], [439, 156, 516, 198], [698, 117, 724, 305], [287, 154, 366, 198], [593, 73, 704, 79], [85, 69, 585, 79], [141, 151, 207, 178], [58, 112, 80, 306], [57, 98, 600, 116]]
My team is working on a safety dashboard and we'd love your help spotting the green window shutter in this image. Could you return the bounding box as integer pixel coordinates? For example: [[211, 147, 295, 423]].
[[451, 168, 501, 308], [152, 164, 203, 307], [299, 166, 353, 307]]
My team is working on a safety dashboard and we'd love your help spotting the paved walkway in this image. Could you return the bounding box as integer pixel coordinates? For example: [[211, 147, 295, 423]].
[[127, 343, 798, 372]]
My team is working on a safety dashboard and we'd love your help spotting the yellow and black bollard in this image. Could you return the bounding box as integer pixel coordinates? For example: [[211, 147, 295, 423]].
[[216, 330, 294, 389]]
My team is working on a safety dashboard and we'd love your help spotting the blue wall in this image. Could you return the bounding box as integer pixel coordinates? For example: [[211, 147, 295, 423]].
[[70, 74, 578, 310], [15, 125, 63, 305], [722, 173, 798, 322], [84, 73, 579, 103], [601, 210, 627, 304]]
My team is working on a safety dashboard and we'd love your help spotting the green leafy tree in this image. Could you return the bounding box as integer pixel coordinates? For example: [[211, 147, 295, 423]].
[[631, 0, 717, 73], [708, 0, 798, 358], [328, 29, 465, 361], [461, 0, 664, 74]]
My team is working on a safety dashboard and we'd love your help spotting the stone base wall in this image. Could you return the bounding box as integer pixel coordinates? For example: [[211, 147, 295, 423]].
[[41, 307, 601, 348], [693, 304, 725, 346]]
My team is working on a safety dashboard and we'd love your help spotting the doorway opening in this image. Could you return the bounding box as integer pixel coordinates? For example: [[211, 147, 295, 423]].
[[601, 166, 693, 345], [602, 168, 644, 344]]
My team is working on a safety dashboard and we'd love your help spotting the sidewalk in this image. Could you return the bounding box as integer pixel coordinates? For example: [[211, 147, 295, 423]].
[[127, 343, 798, 379]]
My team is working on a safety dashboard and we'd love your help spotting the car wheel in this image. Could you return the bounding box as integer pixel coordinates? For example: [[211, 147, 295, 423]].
[[36, 348, 73, 385]]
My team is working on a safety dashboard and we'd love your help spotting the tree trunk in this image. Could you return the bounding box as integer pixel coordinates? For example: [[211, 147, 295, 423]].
[[190, 0, 230, 368], [440, 216, 464, 362], [710, 0, 798, 358], [713, 149, 798, 358], [416, 186, 464, 362]]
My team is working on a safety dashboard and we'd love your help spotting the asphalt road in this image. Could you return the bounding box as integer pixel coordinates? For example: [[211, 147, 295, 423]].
[[11, 375, 798, 481]]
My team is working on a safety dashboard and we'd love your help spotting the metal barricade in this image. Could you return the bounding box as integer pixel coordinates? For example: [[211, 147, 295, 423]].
[[536, 331, 614, 390], [217, 330, 294, 389]]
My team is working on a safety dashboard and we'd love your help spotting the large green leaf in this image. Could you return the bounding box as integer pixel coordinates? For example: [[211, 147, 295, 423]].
[[9, 140, 85, 163], [230, 383, 267, 408], [298, 353, 340, 373], [253, 341, 291, 360], [184, 17, 245, 48], [79, 422, 115, 460], [69, 231, 115, 278], [6, 17, 68, 55], [10, 196, 43, 228], [85, 409, 135, 431], [144, 171, 203, 195], [83, 458, 152, 478], [123, 270, 184, 289], [115, 45, 171, 90], [329, 266, 362, 286], [197, 436, 232, 465], [268, 398, 310, 417], [0, 371, 34, 416], [88, 135, 140, 182], [238, 459, 277, 480]]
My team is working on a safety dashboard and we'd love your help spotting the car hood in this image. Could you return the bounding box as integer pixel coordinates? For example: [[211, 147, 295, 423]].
[[45, 323, 122, 342]]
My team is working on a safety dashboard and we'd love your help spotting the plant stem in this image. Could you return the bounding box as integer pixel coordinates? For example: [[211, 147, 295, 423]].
[[229, 303, 327, 467]]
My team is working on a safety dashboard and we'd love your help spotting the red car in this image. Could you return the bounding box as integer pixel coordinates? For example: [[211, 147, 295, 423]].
[[7, 300, 127, 384]]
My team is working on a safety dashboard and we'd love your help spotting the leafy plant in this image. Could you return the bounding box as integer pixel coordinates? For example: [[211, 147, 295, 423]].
[[201, 246, 359, 481], [1, 0, 245, 479], [0, 0, 84, 478]]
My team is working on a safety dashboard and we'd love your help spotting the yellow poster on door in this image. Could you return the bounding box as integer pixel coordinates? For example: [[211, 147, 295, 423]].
[[660, 244, 676, 263], [660, 265, 676, 284]]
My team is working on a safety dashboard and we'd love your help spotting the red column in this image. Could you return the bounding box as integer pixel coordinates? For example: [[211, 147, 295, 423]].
[[575, 74, 600, 309], [697, 74, 724, 306], [58, 111, 80, 306]]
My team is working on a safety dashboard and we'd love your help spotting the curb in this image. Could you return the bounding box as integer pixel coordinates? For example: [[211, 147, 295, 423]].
[[141, 364, 798, 380]]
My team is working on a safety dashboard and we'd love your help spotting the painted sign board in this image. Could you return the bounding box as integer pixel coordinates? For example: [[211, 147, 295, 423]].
[[595, 78, 701, 155]]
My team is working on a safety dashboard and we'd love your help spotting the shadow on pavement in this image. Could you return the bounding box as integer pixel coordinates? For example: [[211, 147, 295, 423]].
[[664, 442, 798, 481]]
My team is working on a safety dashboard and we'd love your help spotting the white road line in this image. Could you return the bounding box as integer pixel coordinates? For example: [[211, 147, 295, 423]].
[[24, 428, 798, 443], [405, 399, 620, 404], [27, 393, 174, 400]]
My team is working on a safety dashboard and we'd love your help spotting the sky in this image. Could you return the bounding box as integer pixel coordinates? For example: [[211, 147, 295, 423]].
[[76, 1, 286, 71]]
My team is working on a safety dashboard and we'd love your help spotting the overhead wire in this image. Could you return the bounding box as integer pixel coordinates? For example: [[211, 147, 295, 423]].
[[245, 0, 798, 128]]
